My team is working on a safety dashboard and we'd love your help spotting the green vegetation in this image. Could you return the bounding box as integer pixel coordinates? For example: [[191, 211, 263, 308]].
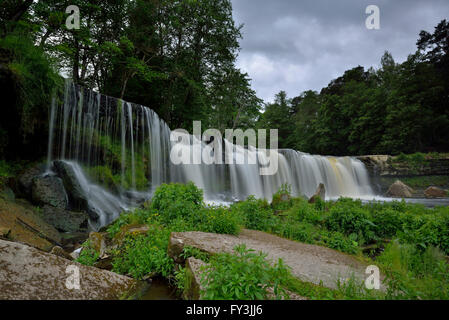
[[80, 182, 449, 300], [76, 240, 99, 266], [199, 244, 291, 300]]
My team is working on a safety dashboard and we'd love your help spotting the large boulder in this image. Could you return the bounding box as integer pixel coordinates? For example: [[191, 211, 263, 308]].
[[53, 161, 89, 212], [168, 229, 377, 290], [424, 186, 447, 198], [308, 183, 325, 203], [31, 175, 68, 209], [0, 198, 62, 251], [17, 164, 46, 197], [41, 205, 88, 233], [386, 180, 414, 198], [0, 239, 147, 299]]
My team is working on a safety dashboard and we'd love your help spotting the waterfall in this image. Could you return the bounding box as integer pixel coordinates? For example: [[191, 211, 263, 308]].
[[47, 80, 374, 227]]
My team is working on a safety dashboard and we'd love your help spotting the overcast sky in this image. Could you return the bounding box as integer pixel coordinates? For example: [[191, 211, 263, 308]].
[[231, 0, 449, 102]]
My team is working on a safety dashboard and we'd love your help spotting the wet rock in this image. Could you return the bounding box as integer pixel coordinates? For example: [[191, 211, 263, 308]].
[[31, 175, 68, 209], [0, 198, 62, 251], [169, 229, 377, 290], [17, 164, 46, 197], [53, 161, 89, 212], [424, 186, 447, 198], [0, 239, 146, 299], [41, 205, 88, 233], [386, 180, 414, 198], [0, 185, 15, 202], [309, 183, 325, 203]]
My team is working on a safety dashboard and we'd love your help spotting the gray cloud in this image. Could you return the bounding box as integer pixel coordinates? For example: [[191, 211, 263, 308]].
[[231, 0, 449, 102]]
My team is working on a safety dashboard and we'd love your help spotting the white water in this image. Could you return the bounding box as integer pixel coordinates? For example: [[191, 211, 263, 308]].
[[47, 80, 375, 227]]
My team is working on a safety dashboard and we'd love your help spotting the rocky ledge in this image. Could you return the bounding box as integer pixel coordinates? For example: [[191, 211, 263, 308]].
[[0, 239, 147, 300]]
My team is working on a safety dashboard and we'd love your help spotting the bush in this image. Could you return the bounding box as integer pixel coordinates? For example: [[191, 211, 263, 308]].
[[200, 244, 291, 300], [111, 223, 174, 279], [151, 182, 203, 223], [326, 198, 376, 244], [230, 195, 274, 231]]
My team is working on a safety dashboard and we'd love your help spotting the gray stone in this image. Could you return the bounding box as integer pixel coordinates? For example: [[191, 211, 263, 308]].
[[0, 239, 146, 300], [53, 161, 89, 213], [31, 175, 68, 209], [41, 205, 88, 233], [309, 183, 325, 203], [386, 180, 414, 198], [17, 164, 46, 197]]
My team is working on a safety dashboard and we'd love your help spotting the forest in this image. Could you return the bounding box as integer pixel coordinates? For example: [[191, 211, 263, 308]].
[[1, 1, 448, 162]]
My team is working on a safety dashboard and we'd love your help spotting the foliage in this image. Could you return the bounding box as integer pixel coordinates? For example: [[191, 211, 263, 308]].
[[199, 244, 291, 300], [76, 240, 99, 266]]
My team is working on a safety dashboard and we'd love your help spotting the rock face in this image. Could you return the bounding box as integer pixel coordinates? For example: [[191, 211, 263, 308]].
[[309, 183, 325, 203], [53, 161, 89, 212], [168, 229, 378, 290], [31, 175, 68, 209], [0, 198, 62, 251], [357, 155, 449, 176], [386, 180, 414, 198], [0, 239, 145, 299], [41, 205, 88, 233], [424, 186, 447, 198]]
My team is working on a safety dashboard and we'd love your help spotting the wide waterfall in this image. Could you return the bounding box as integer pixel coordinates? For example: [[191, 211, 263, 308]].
[[46, 80, 374, 227]]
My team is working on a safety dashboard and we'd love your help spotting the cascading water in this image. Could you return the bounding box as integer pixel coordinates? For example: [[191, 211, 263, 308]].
[[47, 80, 375, 228]]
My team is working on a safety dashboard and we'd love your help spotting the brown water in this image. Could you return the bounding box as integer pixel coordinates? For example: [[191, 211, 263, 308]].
[[140, 277, 179, 300]]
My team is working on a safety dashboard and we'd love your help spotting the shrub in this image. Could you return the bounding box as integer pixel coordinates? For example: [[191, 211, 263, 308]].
[[200, 244, 291, 300], [230, 195, 274, 231], [326, 198, 376, 244], [150, 182, 203, 223], [76, 240, 99, 266], [111, 223, 174, 279]]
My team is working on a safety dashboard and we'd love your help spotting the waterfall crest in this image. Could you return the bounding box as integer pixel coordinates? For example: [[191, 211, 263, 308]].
[[47, 81, 374, 226]]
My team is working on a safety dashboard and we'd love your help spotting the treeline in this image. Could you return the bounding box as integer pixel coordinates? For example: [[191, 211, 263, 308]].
[[1, 1, 448, 159], [258, 19, 449, 156], [0, 0, 261, 160]]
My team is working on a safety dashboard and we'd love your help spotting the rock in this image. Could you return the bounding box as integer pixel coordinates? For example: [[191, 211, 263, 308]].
[[50, 245, 74, 261], [31, 175, 68, 209], [114, 224, 150, 244], [53, 161, 89, 213], [0, 227, 11, 239], [309, 183, 325, 203], [17, 164, 46, 197], [169, 229, 380, 290], [386, 180, 414, 198], [0, 185, 15, 202], [89, 232, 107, 257], [424, 186, 447, 198], [183, 257, 306, 300], [0, 239, 147, 299], [0, 198, 62, 251], [41, 205, 88, 233]]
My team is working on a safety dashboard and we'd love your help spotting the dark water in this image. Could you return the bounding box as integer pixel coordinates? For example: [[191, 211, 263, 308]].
[[140, 277, 179, 300]]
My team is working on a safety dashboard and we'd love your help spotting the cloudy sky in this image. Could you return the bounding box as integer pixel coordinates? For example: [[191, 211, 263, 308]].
[[231, 0, 449, 102]]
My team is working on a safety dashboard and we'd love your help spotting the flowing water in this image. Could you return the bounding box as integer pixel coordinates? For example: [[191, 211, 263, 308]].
[[47, 80, 376, 227]]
